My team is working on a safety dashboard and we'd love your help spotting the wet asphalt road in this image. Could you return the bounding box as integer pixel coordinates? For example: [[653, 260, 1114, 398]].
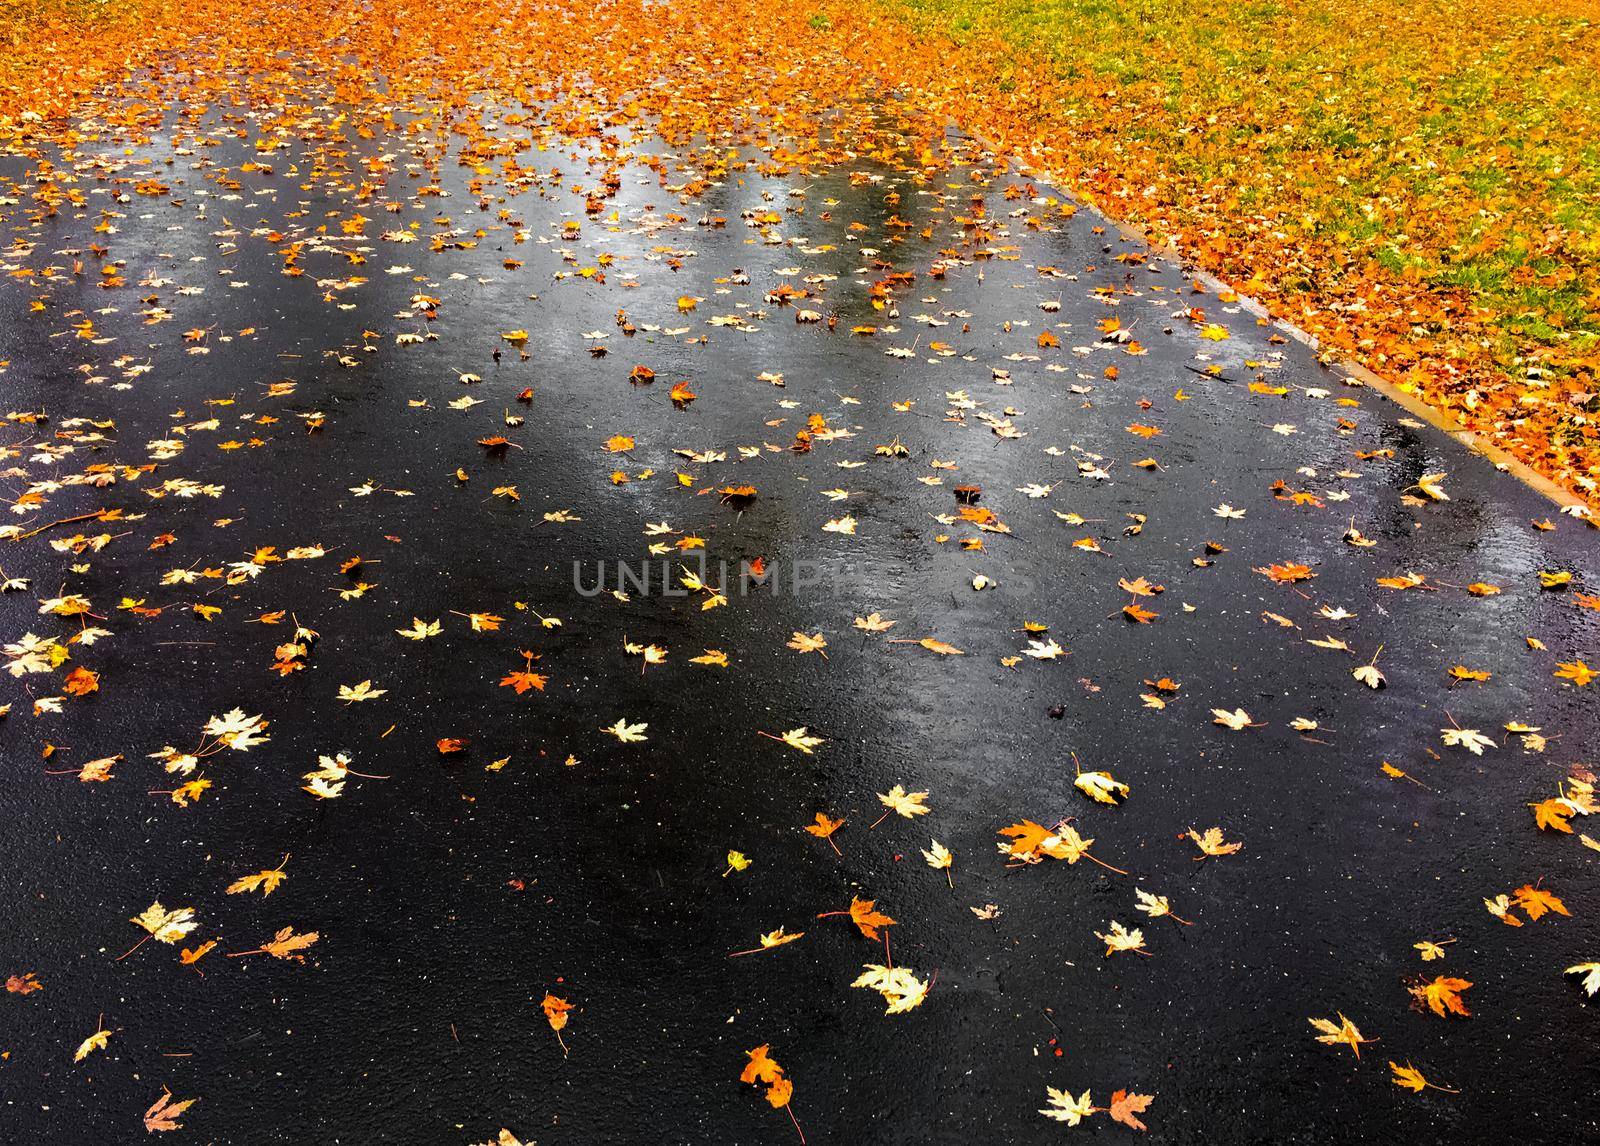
[[0, 88, 1598, 1146]]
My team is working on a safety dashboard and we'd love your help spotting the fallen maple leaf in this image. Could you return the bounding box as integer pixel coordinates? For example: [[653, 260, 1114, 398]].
[[804, 812, 844, 855], [600, 718, 648, 742], [741, 1043, 783, 1088], [890, 636, 963, 655], [818, 896, 896, 941], [729, 927, 805, 957], [1134, 888, 1192, 926], [180, 940, 217, 968], [229, 926, 319, 962], [131, 902, 198, 945], [1511, 883, 1570, 921], [1353, 662, 1386, 689], [143, 1089, 196, 1133], [337, 679, 386, 704], [1530, 797, 1575, 833], [786, 631, 828, 656], [760, 726, 823, 754], [74, 1027, 111, 1062], [851, 962, 930, 1014], [1075, 769, 1128, 805], [1095, 920, 1148, 957], [1412, 975, 1472, 1017], [1440, 726, 1495, 755], [1187, 826, 1243, 858], [740, 1043, 803, 1140], [1566, 962, 1600, 996], [1309, 1013, 1372, 1057], [499, 669, 548, 695], [226, 859, 288, 897], [1255, 562, 1315, 583], [62, 665, 99, 696], [876, 785, 930, 820], [396, 617, 441, 640], [1039, 1087, 1099, 1126], [202, 709, 270, 751], [1210, 707, 1256, 731], [1389, 1060, 1458, 1094], [1555, 659, 1595, 687], [1107, 1088, 1154, 1131], [1484, 894, 1525, 927], [5, 971, 42, 995]]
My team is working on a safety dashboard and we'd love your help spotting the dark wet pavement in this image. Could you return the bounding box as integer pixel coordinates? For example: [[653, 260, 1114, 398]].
[[1, 88, 1597, 1146]]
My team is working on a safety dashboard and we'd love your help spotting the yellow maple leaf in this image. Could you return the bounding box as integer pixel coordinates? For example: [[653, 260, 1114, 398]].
[[226, 859, 289, 897], [600, 718, 648, 743], [1389, 1060, 1457, 1093], [1309, 1013, 1371, 1057], [1188, 826, 1243, 858], [877, 785, 930, 819], [337, 679, 387, 703], [131, 902, 199, 944], [74, 1027, 111, 1062], [1555, 659, 1595, 687], [1075, 769, 1129, 805]]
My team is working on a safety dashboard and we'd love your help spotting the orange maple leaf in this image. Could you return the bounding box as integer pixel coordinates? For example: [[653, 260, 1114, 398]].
[[804, 812, 845, 855], [542, 993, 573, 1032], [1254, 562, 1315, 583], [1511, 883, 1570, 921], [765, 1075, 794, 1108], [63, 666, 100, 696], [1530, 798, 1574, 833], [1412, 975, 1472, 1017], [1107, 1089, 1154, 1131], [740, 1045, 799, 1126], [499, 670, 548, 695], [1555, 659, 1595, 687], [229, 926, 319, 962], [143, 1089, 196, 1133], [998, 819, 1060, 861], [740, 1044, 784, 1086], [542, 993, 573, 1056], [818, 896, 896, 941]]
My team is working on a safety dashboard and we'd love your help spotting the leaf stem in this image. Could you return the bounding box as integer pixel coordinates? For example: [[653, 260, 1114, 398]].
[[113, 933, 151, 962]]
